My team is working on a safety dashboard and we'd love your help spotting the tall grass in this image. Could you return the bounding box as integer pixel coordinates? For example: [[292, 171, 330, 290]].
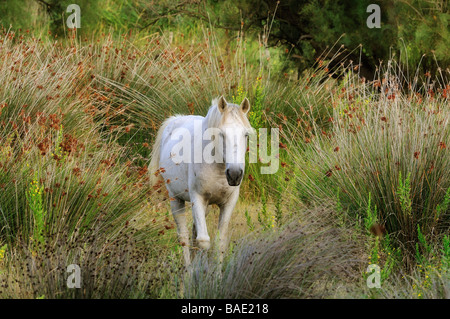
[[283, 60, 449, 263], [0, 29, 170, 297], [0, 219, 155, 298], [0, 25, 448, 298], [181, 206, 365, 299]]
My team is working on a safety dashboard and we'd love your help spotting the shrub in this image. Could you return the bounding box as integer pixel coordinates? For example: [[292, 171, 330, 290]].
[[0, 220, 156, 298], [285, 62, 449, 262], [180, 206, 365, 299]]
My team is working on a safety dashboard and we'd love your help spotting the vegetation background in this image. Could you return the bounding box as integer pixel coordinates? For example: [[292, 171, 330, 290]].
[[0, 0, 448, 298]]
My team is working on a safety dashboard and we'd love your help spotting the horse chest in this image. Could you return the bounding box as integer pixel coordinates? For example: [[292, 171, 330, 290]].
[[191, 167, 235, 205]]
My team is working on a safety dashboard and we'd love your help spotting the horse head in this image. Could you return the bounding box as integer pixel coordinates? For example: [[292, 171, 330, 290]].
[[211, 96, 254, 186]]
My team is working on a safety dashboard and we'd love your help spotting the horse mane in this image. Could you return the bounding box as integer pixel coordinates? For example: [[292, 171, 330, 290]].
[[206, 97, 252, 129]]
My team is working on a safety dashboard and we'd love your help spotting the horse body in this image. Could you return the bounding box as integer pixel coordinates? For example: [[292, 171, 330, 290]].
[[158, 115, 232, 204], [149, 96, 252, 265]]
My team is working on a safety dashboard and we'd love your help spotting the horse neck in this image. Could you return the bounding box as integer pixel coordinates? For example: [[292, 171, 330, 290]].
[[200, 114, 227, 166]]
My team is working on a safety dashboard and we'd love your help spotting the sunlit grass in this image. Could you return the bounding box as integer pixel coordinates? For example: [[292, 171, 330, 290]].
[[0, 26, 448, 298]]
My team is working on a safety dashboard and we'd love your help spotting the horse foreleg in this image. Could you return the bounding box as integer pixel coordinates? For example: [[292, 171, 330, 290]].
[[191, 205, 211, 244], [191, 193, 210, 250], [217, 190, 239, 260], [170, 198, 190, 265]]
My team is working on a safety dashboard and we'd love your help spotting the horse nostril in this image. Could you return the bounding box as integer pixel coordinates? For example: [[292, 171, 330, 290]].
[[225, 168, 243, 186]]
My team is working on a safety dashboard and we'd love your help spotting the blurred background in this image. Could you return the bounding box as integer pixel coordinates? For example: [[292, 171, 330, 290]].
[[1, 0, 448, 79]]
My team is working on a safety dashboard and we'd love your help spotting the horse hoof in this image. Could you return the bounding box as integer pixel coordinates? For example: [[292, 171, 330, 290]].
[[196, 238, 211, 250]]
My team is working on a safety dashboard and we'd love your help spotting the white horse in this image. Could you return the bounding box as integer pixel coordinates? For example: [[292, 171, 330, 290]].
[[149, 96, 253, 265]]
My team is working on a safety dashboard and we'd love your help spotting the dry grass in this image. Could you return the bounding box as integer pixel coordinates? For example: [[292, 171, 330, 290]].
[[282, 61, 449, 263], [0, 27, 448, 299], [180, 205, 366, 299]]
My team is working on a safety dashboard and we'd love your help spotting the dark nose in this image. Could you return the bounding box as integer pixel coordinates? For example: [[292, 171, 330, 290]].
[[226, 168, 243, 186]]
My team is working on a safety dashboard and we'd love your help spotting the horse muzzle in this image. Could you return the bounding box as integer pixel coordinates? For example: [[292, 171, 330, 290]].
[[226, 167, 243, 186]]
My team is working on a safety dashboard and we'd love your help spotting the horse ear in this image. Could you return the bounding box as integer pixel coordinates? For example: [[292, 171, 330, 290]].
[[240, 97, 250, 114], [217, 96, 227, 113]]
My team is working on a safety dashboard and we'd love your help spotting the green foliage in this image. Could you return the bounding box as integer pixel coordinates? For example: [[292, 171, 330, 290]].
[[364, 193, 378, 233], [53, 125, 68, 162], [364, 194, 400, 284], [416, 224, 431, 264], [26, 173, 46, 246], [244, 209, 255, 231], [99, 0, 145, 31], [364, 234, 401, 290], [257, 187, 272, 230], [285, 59, 449, 264], [274, 179, 283, 227], [0, 244, 6, 262], [435, 187, 450, 221], [396, 0, 450, 74], [441, 235, 450, 271], [249, 75, 265, 130], [397, 172, 412, 217], [335, 188, 347, 228], [1, 0, 447, 77], [381, 234, 401, 280], [0, 0, 49, 33], [232, 78, 247, 106]]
